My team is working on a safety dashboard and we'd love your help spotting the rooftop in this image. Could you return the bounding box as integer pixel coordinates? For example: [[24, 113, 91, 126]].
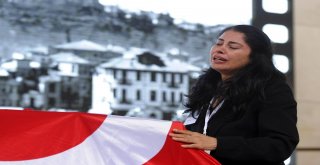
[[53, 40, 108, 52], [100, 52, 201, 73], [50, 52, 90, 64]]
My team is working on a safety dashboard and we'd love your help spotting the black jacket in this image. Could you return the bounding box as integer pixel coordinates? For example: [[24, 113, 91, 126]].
[[185, 80, 299, 165]]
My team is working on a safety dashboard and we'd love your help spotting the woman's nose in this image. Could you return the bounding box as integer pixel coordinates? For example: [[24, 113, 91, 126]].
[[211, 46, 225, 55]]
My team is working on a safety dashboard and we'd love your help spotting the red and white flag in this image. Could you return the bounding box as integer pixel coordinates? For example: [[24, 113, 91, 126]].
[[0, 110, 220, 165]]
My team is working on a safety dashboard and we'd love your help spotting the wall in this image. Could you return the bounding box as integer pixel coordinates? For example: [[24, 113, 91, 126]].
[[294, 0, 320, 164]]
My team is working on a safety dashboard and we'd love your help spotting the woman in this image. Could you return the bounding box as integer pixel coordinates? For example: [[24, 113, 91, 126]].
[[169, 25, 299, 165]]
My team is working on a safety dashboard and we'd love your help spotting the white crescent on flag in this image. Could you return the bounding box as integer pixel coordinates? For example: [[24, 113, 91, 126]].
[[0, 110, 220, 165]]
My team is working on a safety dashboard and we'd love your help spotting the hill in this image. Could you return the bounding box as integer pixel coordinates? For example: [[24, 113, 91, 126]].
[[0, 0, 227, 67]]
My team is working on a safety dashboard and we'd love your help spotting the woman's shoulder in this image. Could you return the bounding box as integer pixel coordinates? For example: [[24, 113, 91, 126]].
[[265, 78, 292, 91], [264, 78, 295, 101]]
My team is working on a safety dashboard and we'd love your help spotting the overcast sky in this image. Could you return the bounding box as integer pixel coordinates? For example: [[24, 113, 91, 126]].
[[98, 0, 252, 26]]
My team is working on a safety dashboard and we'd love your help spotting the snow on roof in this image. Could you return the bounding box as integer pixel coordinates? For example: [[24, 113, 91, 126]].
[[166, 59, 201, 72], [53, 40, 108, 52], [0, 68, 9, 77], [106, 44, 127, 54], [28, 46, 49, 54], [50, 52, 90, 64], [167, 48, 189, 56], [1, 60, 17, 72], [99, 56, 201, 73]]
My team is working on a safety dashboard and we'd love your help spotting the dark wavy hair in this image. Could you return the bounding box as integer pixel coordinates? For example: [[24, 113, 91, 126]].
[[185, 25, 285, 115]]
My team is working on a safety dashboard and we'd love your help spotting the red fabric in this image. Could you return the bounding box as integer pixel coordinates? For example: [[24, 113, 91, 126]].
[[146, 121, 221, 165], [0, 109, 220, 165], [0, 110, 106, 160]]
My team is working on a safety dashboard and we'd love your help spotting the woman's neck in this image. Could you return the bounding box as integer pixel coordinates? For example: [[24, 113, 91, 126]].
[[221, 74, 232, 81]]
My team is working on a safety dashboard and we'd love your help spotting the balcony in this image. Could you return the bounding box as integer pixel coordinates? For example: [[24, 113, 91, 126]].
[[168, 82, 179, 88], [167, 103, 180, 108], [118, 79, 132, 85], [119, 99, 132, 105]]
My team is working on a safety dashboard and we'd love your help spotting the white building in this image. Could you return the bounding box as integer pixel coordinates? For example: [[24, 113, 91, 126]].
[[98, 51, 201, 119], [49, 40, 124, 65], [40, 52, 93, 111], [89, 68, 113, 115], [1, 58, 44, 109]]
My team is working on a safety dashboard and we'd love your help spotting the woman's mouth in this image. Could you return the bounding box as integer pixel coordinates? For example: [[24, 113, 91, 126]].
[[213, 57, 227, 62]]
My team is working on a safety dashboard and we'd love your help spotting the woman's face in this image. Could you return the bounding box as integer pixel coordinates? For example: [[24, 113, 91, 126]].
[[210, 30, 251, 80]]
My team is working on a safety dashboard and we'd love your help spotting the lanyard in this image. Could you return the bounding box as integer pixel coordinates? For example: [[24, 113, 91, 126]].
[[203, 98, 224, 135]]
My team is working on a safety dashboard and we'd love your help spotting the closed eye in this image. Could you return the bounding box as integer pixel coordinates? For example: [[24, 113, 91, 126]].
[[229, 46, 239, 49], [228, 43, 242, 49]]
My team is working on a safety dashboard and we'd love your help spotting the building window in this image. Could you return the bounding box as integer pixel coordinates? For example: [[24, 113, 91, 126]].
[[48, 83, 55, 93], [150, 90, 156, 101], [136, 90, 141, 101], [72, 64, 76, 73], [162, 91, 167, 102], [113, 88, 117, 98], [151, 72, 156, 82], [122, 70, 127, 79], [162, 72, 166, 82], [48, 97, 56, 107], [180, 74, 184, 83], [171, 73, 175, 84], [113, 69, 117, 79], [121, 89, 127, 102], [136, 71, 141, 81], [180, 92, 183, 102], [171, 92, 175, 104]]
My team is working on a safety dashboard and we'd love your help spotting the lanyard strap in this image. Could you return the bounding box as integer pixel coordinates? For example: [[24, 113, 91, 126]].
[[203, 98, 224, 135]]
